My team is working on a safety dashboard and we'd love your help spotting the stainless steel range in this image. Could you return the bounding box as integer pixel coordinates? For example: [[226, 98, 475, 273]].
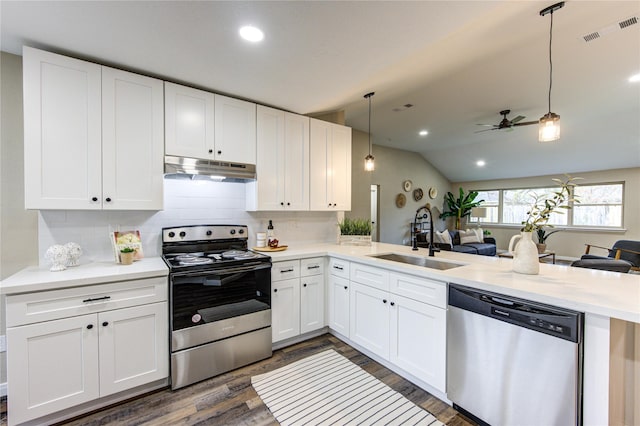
[[162, 224, 272, 390]]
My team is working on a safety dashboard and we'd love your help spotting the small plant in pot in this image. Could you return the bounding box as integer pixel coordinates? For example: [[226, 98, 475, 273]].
[[120, 247, 136, 265], [338, 217, 372, 246], [535, 227, 562, 254]]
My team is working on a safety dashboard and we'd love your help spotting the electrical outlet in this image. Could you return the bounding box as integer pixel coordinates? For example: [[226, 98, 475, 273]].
[[0, 335, 6, 352]]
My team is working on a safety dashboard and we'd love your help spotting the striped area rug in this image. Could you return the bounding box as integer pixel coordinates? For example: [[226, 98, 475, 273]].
[[251, 349, 443, 426]]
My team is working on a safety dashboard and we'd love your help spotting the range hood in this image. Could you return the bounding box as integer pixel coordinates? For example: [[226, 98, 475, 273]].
[[164, 155, 256, 182]]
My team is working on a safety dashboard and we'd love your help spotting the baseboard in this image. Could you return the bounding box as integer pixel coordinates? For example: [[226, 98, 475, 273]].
[[1, 381, 6, 397]]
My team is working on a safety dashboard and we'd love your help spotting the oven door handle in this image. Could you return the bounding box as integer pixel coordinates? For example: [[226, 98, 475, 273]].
[[172, 262, 271, 278]]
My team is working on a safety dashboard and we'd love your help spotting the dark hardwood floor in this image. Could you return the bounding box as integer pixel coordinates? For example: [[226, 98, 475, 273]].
[[1, 334, 475, 425]]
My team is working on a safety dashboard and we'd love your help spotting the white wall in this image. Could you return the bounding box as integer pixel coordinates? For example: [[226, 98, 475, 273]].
[[454, 168, 640, 259]]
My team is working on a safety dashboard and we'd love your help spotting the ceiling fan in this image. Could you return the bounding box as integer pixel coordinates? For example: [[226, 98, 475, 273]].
[[475, 109, 538, 133]]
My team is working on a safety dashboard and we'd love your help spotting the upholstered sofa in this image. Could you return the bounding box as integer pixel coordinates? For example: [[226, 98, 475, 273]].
[[416, 229, 497, 256]]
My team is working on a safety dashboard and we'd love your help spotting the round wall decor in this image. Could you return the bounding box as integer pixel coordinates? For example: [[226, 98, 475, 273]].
[[429, 187, 438, 199], [413, 188, 424, 201], [403, 180, 412, 192], [395, 193, 406, 208]]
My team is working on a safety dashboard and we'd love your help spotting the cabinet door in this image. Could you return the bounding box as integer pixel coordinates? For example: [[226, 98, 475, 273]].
[[330, 124, 352, 210], [214, 94, 256, 164], [99, 302, 169, 396], [350, 282, 390, 359], [165, 82, 215, 159], [102, 67, 164, 210], [328, 275, 350, 337], [300, 274, 325, 334], [309, 119, 352, 211], [23, 46, 102, 210], [7, 314, 99, 425], [271, 278, 301, 342], [253, 106, 286, 210], [283, 112, 310, 210], [389, 294, 446, 392], [309, 118, 331, 210]]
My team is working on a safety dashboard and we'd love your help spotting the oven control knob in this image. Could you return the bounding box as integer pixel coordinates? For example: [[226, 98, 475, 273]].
[[206, 230, 212, 236], [168, 232, 175, 238], [238, 229, 244, 234], [179, 231, 186, 238], [230, 229, 236, 235], [192, 313, 202, 323]]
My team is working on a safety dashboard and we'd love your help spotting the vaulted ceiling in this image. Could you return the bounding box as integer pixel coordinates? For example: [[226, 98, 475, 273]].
[[2, 1, 639, 182]]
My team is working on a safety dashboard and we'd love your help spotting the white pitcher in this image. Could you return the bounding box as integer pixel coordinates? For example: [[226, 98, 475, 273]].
[[508, 231, 540, 275]]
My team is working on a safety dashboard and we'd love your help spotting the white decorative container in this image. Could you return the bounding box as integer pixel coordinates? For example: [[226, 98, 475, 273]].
[[45, 244, 68, 272], [64, 242, 82, 266], [339, 235, 372, 246], [508, 231, 540, 275]]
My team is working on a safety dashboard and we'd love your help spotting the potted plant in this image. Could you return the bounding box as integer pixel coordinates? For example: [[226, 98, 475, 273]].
[[509, 175, 580, 274], [338, 217, 372, 246], [535, 227, 562, 254], [439, 188, 484, 229], [120, 247, 136, 265]]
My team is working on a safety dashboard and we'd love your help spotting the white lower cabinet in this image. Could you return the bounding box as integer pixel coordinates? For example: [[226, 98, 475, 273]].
[[271, 257, 325, 343], [6, 278, 168, 426], [330, 260, 447, 394]]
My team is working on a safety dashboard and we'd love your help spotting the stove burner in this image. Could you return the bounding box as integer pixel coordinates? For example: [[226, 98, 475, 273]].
[[175, 253, 205, 261], [178, 256, 214, 266], [222, 250, 249, 259]]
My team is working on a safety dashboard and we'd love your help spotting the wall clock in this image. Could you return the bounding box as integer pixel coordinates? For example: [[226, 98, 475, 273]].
[[403, 180, 412, 192], [429, 187, 438, 199]]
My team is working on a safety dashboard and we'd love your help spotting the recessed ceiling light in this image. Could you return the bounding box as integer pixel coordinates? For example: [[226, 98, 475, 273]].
[[239, 26, 264, 42], [419, 130, 428, 136], [476, 160, 486, 167], [629, 73, 640, 83]]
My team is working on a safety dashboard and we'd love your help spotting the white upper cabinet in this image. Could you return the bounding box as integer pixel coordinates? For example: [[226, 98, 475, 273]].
[[101, 67, 164, 210], [214, 94, 257, 164], [23, 46, 102, 210], [247, 105, 309, 211], [23, 47, 164, 210], [164, 82, 215, 159], [309, 118, 352, 211], [165, 85, 256, 165]]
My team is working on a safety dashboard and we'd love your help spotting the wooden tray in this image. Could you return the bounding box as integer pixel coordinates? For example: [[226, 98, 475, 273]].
[[252, 245, 288, 252]]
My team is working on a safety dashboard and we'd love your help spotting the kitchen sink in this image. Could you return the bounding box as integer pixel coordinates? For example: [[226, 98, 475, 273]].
[[368, 253, 465, 270]]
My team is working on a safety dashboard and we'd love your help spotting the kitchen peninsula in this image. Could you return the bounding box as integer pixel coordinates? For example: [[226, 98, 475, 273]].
[[2, 242, 638, 426]]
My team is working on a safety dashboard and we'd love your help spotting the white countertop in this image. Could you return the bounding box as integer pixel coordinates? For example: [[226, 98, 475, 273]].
[[2, 245, 638, 324], [268, 242, 640, 324], [0, 257, 168, 295]]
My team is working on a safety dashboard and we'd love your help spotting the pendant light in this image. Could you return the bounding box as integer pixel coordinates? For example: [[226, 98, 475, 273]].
[[538, 1, 564, 142], [364, 92, 375, 171]]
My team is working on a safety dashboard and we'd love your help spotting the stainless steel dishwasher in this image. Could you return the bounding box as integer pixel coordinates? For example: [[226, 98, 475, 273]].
[[447, 284, 583, 426]]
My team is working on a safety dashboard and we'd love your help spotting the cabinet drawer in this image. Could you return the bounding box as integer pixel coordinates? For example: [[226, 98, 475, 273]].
[[350, 262, 389, 292], [389, 272, 446, 308], [271, 260, 300, 281], [300, 257, 325, 277], [6, 276, 168, 327], [328, 258, 350, 279]]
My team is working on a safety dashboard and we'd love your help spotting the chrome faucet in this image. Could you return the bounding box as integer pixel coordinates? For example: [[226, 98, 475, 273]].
[[412, 203, 440, 257]]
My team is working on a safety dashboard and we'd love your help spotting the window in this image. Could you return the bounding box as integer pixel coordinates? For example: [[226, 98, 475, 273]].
[[470, 182, 624, 229], [573, 183, 623, 227], [472, 190, 499, 223]]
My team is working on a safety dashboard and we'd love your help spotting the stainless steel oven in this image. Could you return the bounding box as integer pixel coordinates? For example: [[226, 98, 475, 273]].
[[162, 225, 272, 390]]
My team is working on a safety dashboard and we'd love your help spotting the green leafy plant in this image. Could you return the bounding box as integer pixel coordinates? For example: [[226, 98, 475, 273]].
[[439, 188, 484, 229], [521, 175, 581, 232], [338, 217, 372, 235], [483, 229, 492, 236], [536, 227, 562, 244], [120, 247, 135, 253]]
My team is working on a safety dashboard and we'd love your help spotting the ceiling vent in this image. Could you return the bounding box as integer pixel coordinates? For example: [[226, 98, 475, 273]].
[[581, 15, 639, 43]]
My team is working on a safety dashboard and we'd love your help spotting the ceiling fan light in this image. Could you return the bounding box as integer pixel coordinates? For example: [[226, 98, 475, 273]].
[[364, 154, 375, 171], [538, 112, 561, 142]]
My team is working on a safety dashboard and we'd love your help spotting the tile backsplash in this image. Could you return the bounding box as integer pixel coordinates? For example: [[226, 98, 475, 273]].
[[38, 178, 340, 264]]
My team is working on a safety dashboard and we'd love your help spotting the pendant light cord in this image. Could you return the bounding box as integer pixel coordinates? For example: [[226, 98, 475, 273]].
[[368, 95, 372, 155], [547, 10, 554, 114]]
